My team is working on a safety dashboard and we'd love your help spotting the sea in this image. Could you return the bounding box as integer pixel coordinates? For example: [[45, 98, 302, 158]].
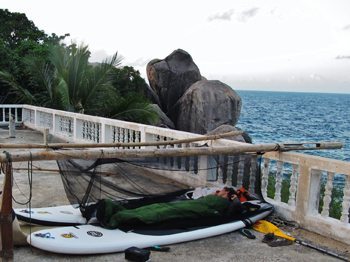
[[235, 90, 350, 162]]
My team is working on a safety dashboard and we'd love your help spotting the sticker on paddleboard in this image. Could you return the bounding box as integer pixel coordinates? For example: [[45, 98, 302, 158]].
[[34, 232, 55, 239], [19, 209, 33, 214], [60, 211, 74, 215], [37, 211, 52, 214], [87, 231, 103, 237], [61, 232, 78, 239]]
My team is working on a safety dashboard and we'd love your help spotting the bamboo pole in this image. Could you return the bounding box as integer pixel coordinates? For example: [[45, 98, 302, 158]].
[[0, 131, 243, 149], [0, 162, 13, 260], [0, 142, 343, 163]]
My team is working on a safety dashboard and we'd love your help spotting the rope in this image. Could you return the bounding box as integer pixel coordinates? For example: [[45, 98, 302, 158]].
[[266, 213, 300, 229], [12, 153, 33, 205]]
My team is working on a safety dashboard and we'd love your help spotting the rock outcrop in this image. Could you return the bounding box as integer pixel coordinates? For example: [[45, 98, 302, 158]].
[[206, 124, 252, 143], [149, 104, 175, 129], [173, 80, 242, 134], [146, 49, 202, 115]]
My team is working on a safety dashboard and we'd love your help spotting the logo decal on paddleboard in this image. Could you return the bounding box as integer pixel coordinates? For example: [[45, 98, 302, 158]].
[[61, 232, 78, 239], [37, 211, 51, 214], [19, 209, 33, 214], [87, 231, 103, 237], [34, 232, 55, 239], [60, 211, 74, 215]]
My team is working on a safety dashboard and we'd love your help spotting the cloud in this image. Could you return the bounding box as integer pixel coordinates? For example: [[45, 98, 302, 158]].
[[238, 7, 259, 22], [208, 7, 259, 23], [335, 55, 350, 59], [343, 24, 350, 30], [207, 9, 234, 22]]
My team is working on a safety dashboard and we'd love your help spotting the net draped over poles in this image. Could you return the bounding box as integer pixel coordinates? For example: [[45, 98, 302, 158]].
[[56, 151, 263, 217]]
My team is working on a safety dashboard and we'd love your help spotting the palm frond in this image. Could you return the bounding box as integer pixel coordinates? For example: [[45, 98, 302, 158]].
[[0, 70, 36, 104], [107, 95, 158, 124]]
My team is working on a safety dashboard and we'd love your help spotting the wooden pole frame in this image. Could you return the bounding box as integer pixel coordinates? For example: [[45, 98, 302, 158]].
[[0, 131, 244, 149], [0, 139, 343, 260], [0, 141, 343, 163], [0, 162, 13, 261]]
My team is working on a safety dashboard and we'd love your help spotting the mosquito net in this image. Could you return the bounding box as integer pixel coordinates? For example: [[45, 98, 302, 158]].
[[56, 152, 262, 218]]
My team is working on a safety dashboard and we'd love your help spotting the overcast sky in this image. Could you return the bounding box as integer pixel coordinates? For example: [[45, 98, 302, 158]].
[[2, 0, 350, 93]]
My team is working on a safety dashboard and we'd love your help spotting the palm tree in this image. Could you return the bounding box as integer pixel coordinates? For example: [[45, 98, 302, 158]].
[[49, 44, 122, 113]]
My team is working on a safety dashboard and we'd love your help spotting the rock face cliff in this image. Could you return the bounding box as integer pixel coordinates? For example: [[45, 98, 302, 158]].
[[146, 49, 245, 139], [173, 80, 241, 134], [146, 49, 201, 115]]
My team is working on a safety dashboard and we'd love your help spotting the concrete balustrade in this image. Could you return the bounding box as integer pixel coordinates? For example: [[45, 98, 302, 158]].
[[1, 104, 349, 244], [263, 151, 350, 244]]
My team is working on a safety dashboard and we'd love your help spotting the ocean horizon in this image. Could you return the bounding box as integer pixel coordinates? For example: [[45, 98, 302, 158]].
[[235, 90, 350, 162]]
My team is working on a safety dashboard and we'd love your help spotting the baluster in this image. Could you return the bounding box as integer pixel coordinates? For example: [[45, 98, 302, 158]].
[[231, 156, 239, 187], [97, 123, 100, 143], [237, 155, 245, 188], [226, 156, 233, 186], [111, 127, 115, 142], [87, 121, 90, 139], [135, 131, 140, 144], [185, 143, 190, 171], [261, 158, 270, 199], [321, 171, 334, 217], [177, 144, 182, 169], [81, 121, 86, 139], [94, 123, 97, 142], [193, 155, 199, 175], [115, 127, 120, 142], [92, 123, 96, 141], [15, 108, 18, 122], [217, 155, 224, 184], [288, 164, 299, 206], [59, 117, 63, 132], [340, 175, 350, 223], [123, 128, 128, 143], [249, 155, 257, 193], [87, 122, 91, 140], [275, 161, 283, 202], [129, 130, 134, 145], [162, 137, 168, 165]]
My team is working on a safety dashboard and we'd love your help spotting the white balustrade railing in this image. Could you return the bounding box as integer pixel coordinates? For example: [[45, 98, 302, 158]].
[[1, 104, 349, 244], [262, 151, 350, 244], [0, 104, 23, 125]]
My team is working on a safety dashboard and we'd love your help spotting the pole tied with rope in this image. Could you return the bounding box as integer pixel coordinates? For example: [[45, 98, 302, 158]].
[[0, 151, 14, 260]]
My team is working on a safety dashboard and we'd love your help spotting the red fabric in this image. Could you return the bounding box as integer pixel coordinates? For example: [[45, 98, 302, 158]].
[[236, 186, 249, 202]]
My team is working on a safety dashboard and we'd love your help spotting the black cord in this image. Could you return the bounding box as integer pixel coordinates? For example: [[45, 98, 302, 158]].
[[12, 154, 33, 205]]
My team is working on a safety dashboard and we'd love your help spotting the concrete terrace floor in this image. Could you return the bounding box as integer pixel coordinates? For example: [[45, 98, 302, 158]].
[[0, 127, 349, 262]]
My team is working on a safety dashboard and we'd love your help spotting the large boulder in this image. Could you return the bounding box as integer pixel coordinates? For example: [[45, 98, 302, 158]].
[[174, 80, 242, 134], [149, 104, 175, 129], [146, 49, 202, 115]]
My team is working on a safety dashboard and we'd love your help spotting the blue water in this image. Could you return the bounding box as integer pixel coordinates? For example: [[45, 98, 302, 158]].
[[236, 91, 350, 162]]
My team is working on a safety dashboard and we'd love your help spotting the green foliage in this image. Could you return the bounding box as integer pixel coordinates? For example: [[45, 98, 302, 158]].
[[266, 174, 291, 203], [111, 66, 149, 97], [103, 94, 158, 124], [267, 171, 343, 219], [319, 182, 343, 219], [0, 9, 69, 103], [0, 9, 158, 124]]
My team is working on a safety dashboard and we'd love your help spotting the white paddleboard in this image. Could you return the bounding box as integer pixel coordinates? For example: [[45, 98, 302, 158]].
[[15, 205, 87, 226], [27, 202, 273, 254]]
